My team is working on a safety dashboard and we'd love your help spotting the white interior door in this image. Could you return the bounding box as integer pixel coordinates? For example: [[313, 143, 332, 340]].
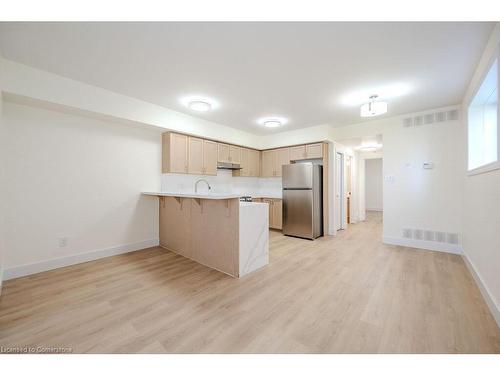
[[335, 152, 344, 231]]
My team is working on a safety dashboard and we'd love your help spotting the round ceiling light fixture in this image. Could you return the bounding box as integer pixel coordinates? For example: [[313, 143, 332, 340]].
[[263, 119, 283, 128], [258, 117, 288, 128], [188, 99, 212, 112], [360, 95, 388, 117]]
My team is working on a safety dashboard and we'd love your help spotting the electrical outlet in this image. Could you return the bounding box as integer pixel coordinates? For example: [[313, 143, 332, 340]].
[[58, 237, 68, 247]]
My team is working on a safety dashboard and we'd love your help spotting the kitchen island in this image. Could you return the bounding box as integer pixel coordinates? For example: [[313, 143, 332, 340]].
[[143, 192, 269, 277]]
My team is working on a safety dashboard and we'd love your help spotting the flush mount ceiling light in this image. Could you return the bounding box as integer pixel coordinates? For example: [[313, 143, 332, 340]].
[[360, 95, 388, 117], [263, 119, 282, 128], [180, 96, 219, 112], [258, 117, 288, 128], [188, 100, 212, 112], [357, 143, 382, 152]]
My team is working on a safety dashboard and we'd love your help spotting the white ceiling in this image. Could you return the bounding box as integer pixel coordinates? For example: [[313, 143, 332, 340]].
[[0, 22, 493, 134]]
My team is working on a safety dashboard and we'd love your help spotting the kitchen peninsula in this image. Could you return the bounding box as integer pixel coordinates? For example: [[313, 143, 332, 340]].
[[143, 192, 269, 277]]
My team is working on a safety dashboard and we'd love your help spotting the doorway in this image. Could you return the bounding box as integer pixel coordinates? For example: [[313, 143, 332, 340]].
[[335, 152, 344, 231]]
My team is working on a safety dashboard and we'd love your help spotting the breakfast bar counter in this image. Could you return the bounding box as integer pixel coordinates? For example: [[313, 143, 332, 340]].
[[143, 192, 269, 277]]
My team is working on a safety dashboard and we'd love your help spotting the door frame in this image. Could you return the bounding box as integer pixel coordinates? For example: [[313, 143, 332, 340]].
[[335, 151, 345, 231]]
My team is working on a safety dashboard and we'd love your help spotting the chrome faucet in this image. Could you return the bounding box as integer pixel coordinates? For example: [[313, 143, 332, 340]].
[[194, 179, 211, 194]]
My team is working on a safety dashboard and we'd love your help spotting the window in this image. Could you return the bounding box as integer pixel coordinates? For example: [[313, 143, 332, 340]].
[[468, 58, 499, 174]]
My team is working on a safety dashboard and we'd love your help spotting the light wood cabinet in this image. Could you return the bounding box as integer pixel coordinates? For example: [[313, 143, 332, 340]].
[[218, 143, 230, 163], [261, 148, 290, 177], [290, 145, 306, 161], [261, 150, 275, 177], [188, 137, 204, 174], [188, 137, 218, 175], [203, 140, 218, 175], [163, 132, 188, 173], [229, 145, 241, 164], [274, 148, 290, 177], [306, 143, 323, 159], [249, 149, 260, 177], [263, 198, 282, 229], [272, 199, 282, 229], [234, 148, 261, 177], [164, 133, 217, 175], [289, 143, 323, 161]]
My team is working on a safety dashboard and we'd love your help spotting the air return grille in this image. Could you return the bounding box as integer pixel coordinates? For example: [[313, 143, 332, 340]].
[[402, 228, 460, 245], [402, 109, 459, 127]]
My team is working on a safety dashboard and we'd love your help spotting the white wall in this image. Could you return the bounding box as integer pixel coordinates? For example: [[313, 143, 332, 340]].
[[2, 100, 162, 279], [365, 158, 383, 211], [0, 54, 5, 292], [328, 105, 463, 253], [460, 23, 500, 326]]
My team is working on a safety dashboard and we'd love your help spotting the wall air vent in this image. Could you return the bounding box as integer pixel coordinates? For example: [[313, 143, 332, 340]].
[[401, 228, 460, 245], [402, 109, 459, 128]]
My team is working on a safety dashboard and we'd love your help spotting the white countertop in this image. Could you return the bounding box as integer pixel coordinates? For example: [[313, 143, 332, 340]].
[[142, 192, 242, 200], [143, 192, 282, 200]]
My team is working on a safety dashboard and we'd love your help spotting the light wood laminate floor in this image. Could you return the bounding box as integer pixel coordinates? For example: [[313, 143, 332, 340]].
[[1, 212, 499, 353]]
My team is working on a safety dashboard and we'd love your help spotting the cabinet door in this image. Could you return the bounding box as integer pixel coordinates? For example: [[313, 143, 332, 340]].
[[261, 150, 275, 177], [273, 199, 283, 230], [229, 146, 242, 164], [203, 140, 218, 175], [305, 143, 323, 159], [166, 133, 188, 173], [188, 137, 204, 174], [274, 148, 290, 177], [239, 148, 250, 176], [249, 149, 260, 177], [290, 145, 306, 161], [263, 199, 274, 228], [218, 143, 230, 163]]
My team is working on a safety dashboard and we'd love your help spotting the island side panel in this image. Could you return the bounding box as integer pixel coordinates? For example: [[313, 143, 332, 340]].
[[190, 198, 239, 277], [159, 197, 239, 277], [159, 197, 192, 259]]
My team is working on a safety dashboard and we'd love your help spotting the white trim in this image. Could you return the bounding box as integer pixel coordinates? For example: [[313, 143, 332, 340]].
[[462, 253, 500, 328], [467, 160, 500, 176], [383, 236, 462, 255], [366, 208, 383, 212], [3, 238, 159, 281]]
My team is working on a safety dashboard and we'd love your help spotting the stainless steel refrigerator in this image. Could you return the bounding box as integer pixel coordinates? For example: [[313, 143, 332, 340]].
[[282, 163, 323, 239]]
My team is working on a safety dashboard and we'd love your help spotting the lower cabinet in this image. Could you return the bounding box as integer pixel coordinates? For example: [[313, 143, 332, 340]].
[[262, 198, 282, 230]]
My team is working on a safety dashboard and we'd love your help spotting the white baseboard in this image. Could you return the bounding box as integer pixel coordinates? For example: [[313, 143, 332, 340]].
[[383, 236, 463, 255], [3, 238, 159, 281], [462, 253, 500, 328]]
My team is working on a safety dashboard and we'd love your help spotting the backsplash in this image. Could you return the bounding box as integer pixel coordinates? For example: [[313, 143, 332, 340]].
[[161, 170, 282, 197]]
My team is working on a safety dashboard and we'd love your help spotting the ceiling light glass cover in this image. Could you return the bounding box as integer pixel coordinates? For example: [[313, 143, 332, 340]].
[[360, 95, 388, 117], [188, 100, 212, 112], [263, 119, 282, 128]]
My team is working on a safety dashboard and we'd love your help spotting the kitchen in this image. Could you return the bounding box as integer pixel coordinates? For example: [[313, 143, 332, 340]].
[[144, 132, 329, 277]]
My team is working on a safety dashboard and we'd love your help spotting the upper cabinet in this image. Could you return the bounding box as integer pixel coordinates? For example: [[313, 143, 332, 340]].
[[229, 145, 242, 164], [218, 143, 242, 164], [202, 140, 218, 175], [163, 132, 217, 175], [238, 148, 260, 177], [261, 147, 290, 177], [163, 132, 188, 174], [163, 132, 322, 178], [188, 137, 204, 174], [218, 143, 230, 163], [289, 143, 323, 161]]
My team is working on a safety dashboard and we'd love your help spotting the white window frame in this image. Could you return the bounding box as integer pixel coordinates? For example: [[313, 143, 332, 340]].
[[467, 51, 500, 176]]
